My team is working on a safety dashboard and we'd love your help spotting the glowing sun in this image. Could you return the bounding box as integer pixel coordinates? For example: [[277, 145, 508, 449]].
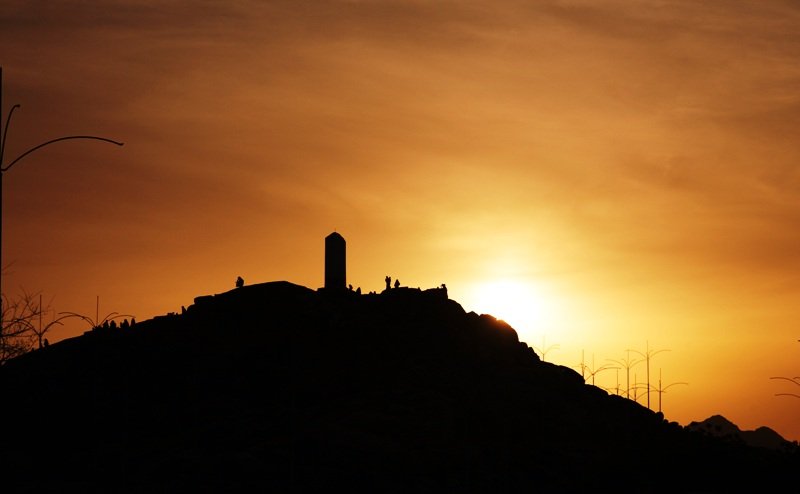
[[468, 278, 560, 336]]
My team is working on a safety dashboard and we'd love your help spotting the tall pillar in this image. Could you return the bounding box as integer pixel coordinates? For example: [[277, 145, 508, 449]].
[[324, 232, 346, 290]]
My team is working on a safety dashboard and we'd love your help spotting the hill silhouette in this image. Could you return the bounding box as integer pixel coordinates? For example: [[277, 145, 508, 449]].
[[1, 281, 798, 493], [686, 414, 795, 451]]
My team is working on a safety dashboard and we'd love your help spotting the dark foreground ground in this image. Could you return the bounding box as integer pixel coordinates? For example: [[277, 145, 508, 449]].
[[2, 282, 798, 493]]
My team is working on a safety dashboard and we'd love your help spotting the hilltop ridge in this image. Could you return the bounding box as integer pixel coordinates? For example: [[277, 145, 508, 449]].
[[1, 281, 798, 493]]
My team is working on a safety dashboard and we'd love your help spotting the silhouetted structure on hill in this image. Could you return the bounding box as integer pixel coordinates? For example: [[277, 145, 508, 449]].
[[1, 281, 797, 493], [324, 231, 346, 290]]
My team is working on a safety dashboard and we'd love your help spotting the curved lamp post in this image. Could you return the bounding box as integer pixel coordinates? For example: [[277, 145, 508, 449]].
[[770, 376, 800, 399], [607, 349, 644, 400], [629, 341, 670, 410], [769, 340, 800, 398], [652, 368, 687, 414], [532, 335, 560, 362], [0, 66, 124, 305]]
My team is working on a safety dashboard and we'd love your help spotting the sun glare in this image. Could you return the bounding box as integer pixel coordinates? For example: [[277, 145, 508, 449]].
[[468, 279, 559, 337]]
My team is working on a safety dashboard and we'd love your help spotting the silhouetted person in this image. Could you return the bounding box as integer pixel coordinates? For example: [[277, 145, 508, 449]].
[[43, 338, 49, 348], [121, 319, 130, 330], [348, 284, 353, 291], [356, 287, 361, 295], [110, 320, 118, 330], [385, 276, 391, 291], [394, 279, 400, 289], [236, 276, 244, 288], [130, 318, 136, 326]]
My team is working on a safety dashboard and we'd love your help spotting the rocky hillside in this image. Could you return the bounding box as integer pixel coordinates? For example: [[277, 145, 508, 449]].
[[1, 281, 797, 493]]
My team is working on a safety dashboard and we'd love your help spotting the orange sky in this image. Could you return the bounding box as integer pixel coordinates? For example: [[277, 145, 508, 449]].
[[2, 0, 799, 441]]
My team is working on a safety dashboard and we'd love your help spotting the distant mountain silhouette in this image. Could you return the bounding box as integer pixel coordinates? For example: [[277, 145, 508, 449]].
[[686, 414, 795, 452], [1, 281, 798, 493]]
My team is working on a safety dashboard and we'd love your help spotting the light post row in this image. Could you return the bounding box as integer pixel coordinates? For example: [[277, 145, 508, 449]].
[[572, 343, 685, 413]]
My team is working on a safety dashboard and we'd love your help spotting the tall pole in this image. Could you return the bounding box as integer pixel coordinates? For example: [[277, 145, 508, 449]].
[[646, 341, 650, 409], [626, 349, 632, 398], [654, 368, 687, 414], [38, 293, 42, 348], [629, 341, 670, 410], [1, 65, 5, 303], [607, 349, 643, 400]]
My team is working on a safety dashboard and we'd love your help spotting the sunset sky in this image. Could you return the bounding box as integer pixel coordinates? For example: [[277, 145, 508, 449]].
[[2, 0, 799, 441]]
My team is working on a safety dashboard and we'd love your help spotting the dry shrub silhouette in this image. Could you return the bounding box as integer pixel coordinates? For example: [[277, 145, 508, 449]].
[[0, 290, 68, 364]]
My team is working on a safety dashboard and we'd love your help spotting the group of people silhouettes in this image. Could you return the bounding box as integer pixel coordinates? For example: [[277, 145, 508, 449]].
[[94, 318, 136, 331], [384, 276, 401, 290]]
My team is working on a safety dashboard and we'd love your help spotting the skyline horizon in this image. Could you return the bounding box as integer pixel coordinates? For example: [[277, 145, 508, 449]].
[[13, 269, 795, 446], [9, 228, 795, 443]]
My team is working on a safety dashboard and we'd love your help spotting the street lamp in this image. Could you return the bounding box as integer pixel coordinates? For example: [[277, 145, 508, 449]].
[[770, 376, 800, 399], [575, 350, 618, 386], [532, 335, 560, 362], [0, 66, 124, 304], [652, 368, 687, 414], [607, 349, 644, 400], [629, 341, 670, 410]]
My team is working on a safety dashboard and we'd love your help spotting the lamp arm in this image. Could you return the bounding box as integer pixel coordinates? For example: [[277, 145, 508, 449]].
[[2, 135, 123, 172]]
